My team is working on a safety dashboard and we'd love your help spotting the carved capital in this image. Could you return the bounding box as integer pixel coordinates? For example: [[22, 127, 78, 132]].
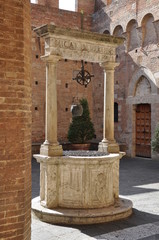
[[41, 54, 61, 64], [100, 61, 119, 71]]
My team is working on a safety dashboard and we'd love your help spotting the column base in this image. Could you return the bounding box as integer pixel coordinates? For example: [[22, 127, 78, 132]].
[[107, 141, 120, 153], [98, 141, 108, 153], [98, 141, 120, 153], [40, 144, 63, 156]]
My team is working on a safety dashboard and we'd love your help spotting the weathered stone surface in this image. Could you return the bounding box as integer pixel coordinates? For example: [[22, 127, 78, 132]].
[[32, 196, 132, 225], [34, 24, 123, 63], [33, 152, 132, 224], [34, 153, 122, 209]]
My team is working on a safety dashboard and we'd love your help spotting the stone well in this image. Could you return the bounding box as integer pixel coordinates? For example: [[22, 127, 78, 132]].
[[32, 152, 132, 224], [32, 24, 132, 225]]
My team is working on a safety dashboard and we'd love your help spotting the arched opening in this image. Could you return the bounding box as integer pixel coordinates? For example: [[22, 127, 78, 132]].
[[59, 0, 77, 11], [113, 25, 124, 61], [141, 13, 157, 47], [126, 19, 140, 51], [103, 30, 110, 35], [113, 25, 123, 37]]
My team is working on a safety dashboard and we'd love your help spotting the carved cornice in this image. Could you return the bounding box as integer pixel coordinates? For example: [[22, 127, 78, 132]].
[[34, 24, 124, 63], [34, 24, 124, 45]]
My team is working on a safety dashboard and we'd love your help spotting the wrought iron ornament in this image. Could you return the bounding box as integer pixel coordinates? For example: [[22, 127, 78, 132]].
[[73, 60, 94, 87]]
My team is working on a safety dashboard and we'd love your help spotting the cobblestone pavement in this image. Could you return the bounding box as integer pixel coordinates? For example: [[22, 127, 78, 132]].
[[31, 156, 159, 240]]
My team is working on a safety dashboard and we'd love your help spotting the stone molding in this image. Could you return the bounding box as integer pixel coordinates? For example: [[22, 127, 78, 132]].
[[100, 61, 119, 70], [34, 24, 124, 63], [128, 66, 158, 98]]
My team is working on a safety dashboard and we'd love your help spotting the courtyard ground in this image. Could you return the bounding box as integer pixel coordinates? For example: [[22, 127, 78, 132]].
[[31, 156, 159, 240]]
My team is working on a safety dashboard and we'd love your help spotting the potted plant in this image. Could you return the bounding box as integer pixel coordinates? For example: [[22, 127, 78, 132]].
[[152, 123, 159, 159], [67, 98, 95, 150]]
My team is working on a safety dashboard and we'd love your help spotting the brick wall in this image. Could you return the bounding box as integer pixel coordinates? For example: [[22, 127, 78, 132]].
[[93, 0, 159, 156], [31, 2, 94, 149], [37, 0, 95, 14], [31, 0, 159, 156], [0, 0, 31, 239], [31, 4, 92, 30], [78, 0, 95, 15]]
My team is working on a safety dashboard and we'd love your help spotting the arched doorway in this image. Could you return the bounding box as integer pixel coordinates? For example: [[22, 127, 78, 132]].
[[136, 104, 151, 158], [127, 67, 158, 158]]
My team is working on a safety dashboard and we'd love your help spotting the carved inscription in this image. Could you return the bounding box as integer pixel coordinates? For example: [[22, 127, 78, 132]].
[[47, 38, 116, 62], [50, 38, 114, 55]]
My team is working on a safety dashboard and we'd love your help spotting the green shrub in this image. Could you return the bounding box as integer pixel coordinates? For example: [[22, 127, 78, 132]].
[[152, 123, 159, 153], [68, 98, 95, 144]]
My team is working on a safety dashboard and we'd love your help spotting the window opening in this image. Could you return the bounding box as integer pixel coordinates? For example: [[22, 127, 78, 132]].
[[103, 30, 110, 35], [59, 0, 77, 11], [114, 102, 118, 122], [30, 0, 38, 4]]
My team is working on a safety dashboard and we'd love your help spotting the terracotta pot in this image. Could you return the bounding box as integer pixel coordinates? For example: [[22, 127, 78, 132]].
[[69, 143, 91, 150]]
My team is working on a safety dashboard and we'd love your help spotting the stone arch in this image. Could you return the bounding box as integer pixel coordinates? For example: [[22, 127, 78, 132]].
[[113, 25, 125, 61], [127, 67, 158, 158], [113, 25, 123, 37], [126, 19, 140, 51], [141, 13, 157, 47], [103, 29, 110, 35], [128, 67, 157, 97], [135, 76, 151, 97]]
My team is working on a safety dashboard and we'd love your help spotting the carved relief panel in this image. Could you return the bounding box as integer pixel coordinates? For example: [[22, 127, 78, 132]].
[[59, 165, 85, 208]]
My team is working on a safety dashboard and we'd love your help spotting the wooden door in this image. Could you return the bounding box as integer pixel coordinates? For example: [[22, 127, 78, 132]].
[[136, 104, 151, 158]]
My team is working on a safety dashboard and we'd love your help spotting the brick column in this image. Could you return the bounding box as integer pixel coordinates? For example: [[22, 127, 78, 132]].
[[98, 62, 119, 153], [40, 55, 63, 156], [0, 0, 31, 240]]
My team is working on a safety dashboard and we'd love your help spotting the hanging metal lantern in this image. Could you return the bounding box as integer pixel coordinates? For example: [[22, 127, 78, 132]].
[[72, 60, 94, 87]]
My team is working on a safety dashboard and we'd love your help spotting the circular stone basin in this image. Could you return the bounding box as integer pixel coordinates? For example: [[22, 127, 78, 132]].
[[63, 150, 108, 157], [33, 152, 122, 209], [32, 151, 132, 224]]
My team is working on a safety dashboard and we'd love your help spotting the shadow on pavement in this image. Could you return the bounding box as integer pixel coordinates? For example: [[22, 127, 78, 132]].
[[75, 209, 159, 237], [119, 156, 159, 196]]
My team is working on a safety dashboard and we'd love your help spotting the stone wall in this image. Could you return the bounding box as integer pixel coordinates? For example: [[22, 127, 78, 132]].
[[0, 0, 31, 239]]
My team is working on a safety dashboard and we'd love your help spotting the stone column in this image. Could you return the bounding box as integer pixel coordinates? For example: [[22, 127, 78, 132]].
[[98, 62, 119, 153], [40, 55, 63, 156]]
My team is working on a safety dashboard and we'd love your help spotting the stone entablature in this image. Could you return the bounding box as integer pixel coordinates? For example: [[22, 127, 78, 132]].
[[34, 24, 123, 63]]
